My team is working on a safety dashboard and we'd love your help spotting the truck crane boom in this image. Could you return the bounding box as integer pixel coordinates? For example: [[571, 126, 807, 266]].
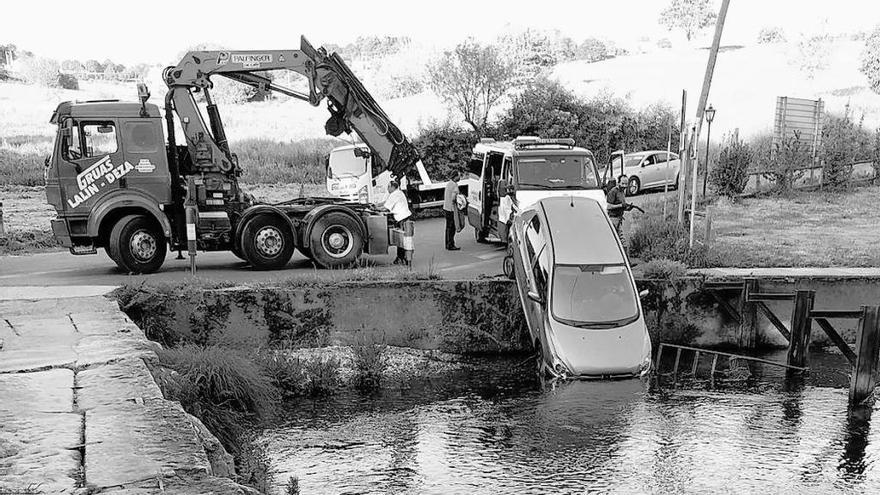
[[162, 35, 420, 181]]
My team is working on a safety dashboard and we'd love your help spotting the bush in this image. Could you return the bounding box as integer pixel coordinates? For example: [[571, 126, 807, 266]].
[[710, 132, 751, 197], [641, 258, 688, 281], [412, 123, 478, 181], [754, 131, 809, 193], [757, 27, 786, 44], [352, 344, 388, 391], [821, 107, 870, 187], [58, 73, 78, 90], [153, 345, 277, 448], [575, 38, 613, 62], [16, 56, 62, 87], [302, 356, 341, 396]]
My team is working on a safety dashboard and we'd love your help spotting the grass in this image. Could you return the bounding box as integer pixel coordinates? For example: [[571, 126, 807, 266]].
[[0, 229, 60, 255], [352, 343, 388, 391]]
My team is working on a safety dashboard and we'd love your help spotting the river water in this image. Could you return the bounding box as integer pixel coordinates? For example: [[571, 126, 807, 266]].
[[263, 351, 880, 494]]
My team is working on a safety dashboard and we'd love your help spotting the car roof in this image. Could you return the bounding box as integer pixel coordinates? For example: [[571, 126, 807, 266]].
[[539, 196, 624, 265]]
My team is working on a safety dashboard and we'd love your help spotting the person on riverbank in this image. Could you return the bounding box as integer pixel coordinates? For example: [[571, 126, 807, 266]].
[[383, 180, 412, 264], [606, 175, 629, 242], [443, 171, 461, 251]]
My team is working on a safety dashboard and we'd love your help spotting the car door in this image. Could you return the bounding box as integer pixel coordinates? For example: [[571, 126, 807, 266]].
[[650, 152, 669, 187], [640, 153, 659, 187], [57, 118, 127, 214]]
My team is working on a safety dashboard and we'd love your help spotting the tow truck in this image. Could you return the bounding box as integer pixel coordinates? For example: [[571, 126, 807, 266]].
[[45, 36, 421, 273]]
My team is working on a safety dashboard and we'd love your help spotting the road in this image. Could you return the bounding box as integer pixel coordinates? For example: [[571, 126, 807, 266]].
[[0, 216, 510, 286]]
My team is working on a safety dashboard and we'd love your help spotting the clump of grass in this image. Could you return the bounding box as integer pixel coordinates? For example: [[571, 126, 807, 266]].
[[235, 435, 275, 494], [640, 258, 688, 281], [0, 229, 60, 255], [285, 476, 301, 495], [0, 136, 51, 186], [303, 356, 341, 396], [153, 344, 277, 448], [254, 350, 341, 397], [234, 138, 342, 184], [352, 343, 388, 392]]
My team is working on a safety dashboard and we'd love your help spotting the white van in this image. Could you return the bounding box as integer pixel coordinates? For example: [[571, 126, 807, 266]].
[[463, 137, 605, 243], [510, 196, 652, 379]]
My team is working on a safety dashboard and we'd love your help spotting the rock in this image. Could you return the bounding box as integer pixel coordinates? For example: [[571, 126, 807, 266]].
[[186, 413, 236, 478]]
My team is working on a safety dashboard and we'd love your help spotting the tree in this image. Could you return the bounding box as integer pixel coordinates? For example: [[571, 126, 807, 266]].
[[428, 39, 514, 134], [84, 59, 102, 73], [575, 38, 612, 62], [861, 25, 880, 94], [709, 132, 751, 197], [61, 59, 83, 72], [658, 0, 717, 41]]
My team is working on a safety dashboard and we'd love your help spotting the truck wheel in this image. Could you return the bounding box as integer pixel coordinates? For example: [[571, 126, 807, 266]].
[[241, 214, 294, 270], [108, 215, 167, 274], [309, 212, 363, 268]]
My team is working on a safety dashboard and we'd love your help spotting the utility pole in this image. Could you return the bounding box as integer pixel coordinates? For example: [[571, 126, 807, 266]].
[[689, 0, 731, 248], [676, 90, 688, 224]]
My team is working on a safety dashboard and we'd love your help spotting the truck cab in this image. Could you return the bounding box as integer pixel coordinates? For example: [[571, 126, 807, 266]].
[[464, 136, 605, 243], [46, 100, 173, 256]]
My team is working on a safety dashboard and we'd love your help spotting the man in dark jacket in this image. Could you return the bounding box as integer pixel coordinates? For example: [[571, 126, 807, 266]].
[[606, 175, 629, 241], [443, 171, 461, 250]]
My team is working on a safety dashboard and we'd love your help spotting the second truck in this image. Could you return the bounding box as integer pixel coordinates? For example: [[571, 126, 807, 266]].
[[45, 36, 423, 273]]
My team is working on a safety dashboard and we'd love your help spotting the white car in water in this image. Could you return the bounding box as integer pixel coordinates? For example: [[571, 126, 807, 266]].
[[509, 196, 652, 379], [609, 151, 681, 196]]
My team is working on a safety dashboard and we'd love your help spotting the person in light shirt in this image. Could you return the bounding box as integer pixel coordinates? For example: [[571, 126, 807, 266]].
[[383, 180, 412, 265]]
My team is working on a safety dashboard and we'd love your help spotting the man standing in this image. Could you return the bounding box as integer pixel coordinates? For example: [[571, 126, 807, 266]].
[[606, 175, 629, 241], [383, 180, 412, 264], [443, 171, 461, 251]]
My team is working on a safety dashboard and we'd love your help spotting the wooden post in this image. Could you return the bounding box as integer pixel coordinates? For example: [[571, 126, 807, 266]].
[[850, 306, 880, 406], [787, 290, 815, 368], [677, 90, 688, 224], [739, 278, 758, 348]]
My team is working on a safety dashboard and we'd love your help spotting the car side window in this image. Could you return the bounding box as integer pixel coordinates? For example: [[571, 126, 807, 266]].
[[654, 153, 668, 165], [81, 122, 118, 158], [643, 154, 656, 166]]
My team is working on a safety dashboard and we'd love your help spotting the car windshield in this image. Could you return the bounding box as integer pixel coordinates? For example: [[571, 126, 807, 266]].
[[516, 155, 598, 189], [551, 264, 639, 327], [329, 149, 368, 178]]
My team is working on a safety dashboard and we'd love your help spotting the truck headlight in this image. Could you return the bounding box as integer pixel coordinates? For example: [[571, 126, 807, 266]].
[[357, 185, 368, 203]]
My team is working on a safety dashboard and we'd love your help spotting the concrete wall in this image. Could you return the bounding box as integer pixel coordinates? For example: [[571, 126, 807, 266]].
[[119, 275, 880, 354]]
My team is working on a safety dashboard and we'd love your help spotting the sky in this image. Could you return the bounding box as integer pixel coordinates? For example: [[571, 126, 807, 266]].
[[3, 0, 879, 65]]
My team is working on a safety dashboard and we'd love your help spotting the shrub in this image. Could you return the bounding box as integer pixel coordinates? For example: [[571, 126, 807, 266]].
[[710, 132, 751, 197], [286, 476, 301, 495], [756, 131, 809, 193], [58, 73, 79, 90], [628, 214, 710, 267], [821, 107, 870, 187], [575, 38, 613, 62], [641, 258, 688, 281], [153, 345, 277, 447], [302, 356, 341, 396], [412, 123, 478, 181], [757, 27, 786, 44], [352, 344, 388, 391]]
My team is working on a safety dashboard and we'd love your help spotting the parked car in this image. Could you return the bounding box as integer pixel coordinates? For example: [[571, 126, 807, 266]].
[[509, 196, 652, 379], [611, 151, 681, 195]]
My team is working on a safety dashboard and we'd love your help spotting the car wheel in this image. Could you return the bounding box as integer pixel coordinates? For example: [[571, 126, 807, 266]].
[[309, 212, 363, 268], [628, 177, 641, 195], [241, 214, 295, 270], [108, 214, 167, 274]]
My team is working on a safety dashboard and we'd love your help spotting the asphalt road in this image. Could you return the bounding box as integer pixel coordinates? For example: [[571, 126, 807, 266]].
[[0, 216, 510, 286]]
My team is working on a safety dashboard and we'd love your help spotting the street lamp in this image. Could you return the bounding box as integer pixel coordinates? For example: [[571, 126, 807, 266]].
[[702, 104, 716, 197]]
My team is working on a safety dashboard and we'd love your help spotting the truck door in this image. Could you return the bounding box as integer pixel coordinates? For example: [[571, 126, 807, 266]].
[[119, 118, 171, 204], [56, 118, 128, 214], [466, 151, 485, 229], [483, 152, 504, 230]]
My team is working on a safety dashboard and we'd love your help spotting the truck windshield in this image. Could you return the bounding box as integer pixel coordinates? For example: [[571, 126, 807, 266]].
[[328, 149, 368, 178], [516, 155, 598, 189], [551, 264, 638, 327]]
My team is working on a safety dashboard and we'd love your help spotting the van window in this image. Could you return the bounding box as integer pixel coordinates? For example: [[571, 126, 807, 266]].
[[551, 264, 638, 327], [516, 155, 598, 189]]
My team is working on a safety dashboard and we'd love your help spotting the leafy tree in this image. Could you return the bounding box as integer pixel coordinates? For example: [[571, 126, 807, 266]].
[[658, 0, 717, 41], [412, 123, 478, 180], [757, 26, 786, 44], [84, 59, 102, 73], [428, 39, 514, 134], [496, 29, 575, 82], [61, 59, 83, 72], [860, 25, 880, 94], [575, 38, 612, 62], [16, 56, 77, 89]]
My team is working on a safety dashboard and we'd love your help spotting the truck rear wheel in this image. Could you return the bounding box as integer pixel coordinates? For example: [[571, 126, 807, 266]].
[[241, 214, 294, 270], [108, 215, 167, 274], [309, 212, 363, 268]]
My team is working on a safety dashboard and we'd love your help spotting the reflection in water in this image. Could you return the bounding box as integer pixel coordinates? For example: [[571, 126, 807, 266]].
[[263, 355, 880, 494]]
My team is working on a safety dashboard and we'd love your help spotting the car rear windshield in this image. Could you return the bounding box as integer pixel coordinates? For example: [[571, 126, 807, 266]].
[[516, 155, 598, 189], [551, 264, 638, 327]]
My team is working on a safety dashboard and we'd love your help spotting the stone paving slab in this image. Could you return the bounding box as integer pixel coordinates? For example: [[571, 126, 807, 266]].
[[0, 286, 116, 301], [78, 359, 164, 411], [85, 399, 212, 490], [0, 369, 74, 412], [0, 411, 82, 494]]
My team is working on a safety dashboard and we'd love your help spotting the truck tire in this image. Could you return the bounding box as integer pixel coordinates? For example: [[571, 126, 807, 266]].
[[241, 214, 294, 270], [108, 215, 167, 274], [309, 212, 363, 268]]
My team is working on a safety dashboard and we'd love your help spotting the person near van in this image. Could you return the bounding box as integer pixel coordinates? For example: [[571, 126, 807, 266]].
[[443, 171, 461, 250], [606, 175, 629, 241], [383, 180, 412, 264]]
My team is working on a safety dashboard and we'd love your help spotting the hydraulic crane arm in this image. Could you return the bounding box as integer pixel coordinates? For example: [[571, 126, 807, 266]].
[[163, 36, 421, 180]]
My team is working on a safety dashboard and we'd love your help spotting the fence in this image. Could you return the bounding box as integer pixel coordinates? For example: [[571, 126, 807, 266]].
[[744, 160, 876, 194]]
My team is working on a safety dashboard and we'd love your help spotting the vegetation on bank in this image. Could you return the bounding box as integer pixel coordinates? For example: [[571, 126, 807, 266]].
[[0, 229, 59, 255]]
